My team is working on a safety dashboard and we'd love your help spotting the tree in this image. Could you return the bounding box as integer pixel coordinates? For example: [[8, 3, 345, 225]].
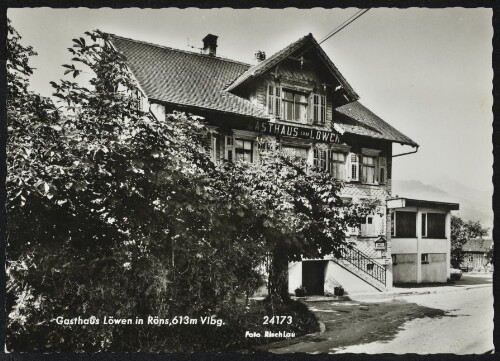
[[7, 26, 369, 351], [7, 28, 267, 351], [450, 215, 488, 268]]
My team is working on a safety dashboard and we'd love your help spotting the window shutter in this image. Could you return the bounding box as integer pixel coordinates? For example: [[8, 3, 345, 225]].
[[275, 86, 282, 118], [320, 95, 326, 124], [308, 94, 315, 124], [224, 136, 234, 162], [313, 148, 319, 167], [359, 154, 364, 182], [345, 153, 352, 181], [378, 157, 387, 184]]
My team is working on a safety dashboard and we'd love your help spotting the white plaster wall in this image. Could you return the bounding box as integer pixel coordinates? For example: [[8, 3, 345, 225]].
[[325, 261, 379, 294], [392, 238, 418, 253], [421, 262, 447, 283], [420, 238, 448, 253], [392, 253, 418, 283], [150, 103, 166, 122], [288, 262, 302, 294]]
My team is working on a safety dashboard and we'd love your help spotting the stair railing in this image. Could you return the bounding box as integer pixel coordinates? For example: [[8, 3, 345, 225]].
[[339, 245, 386, 286]]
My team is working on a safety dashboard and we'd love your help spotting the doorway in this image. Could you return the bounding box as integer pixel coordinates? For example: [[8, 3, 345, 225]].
[[302, 261, 327, 295]]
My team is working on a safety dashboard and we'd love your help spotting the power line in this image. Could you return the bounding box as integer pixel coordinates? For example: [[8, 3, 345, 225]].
[[319, 9, 370, 45], [295, 9, 370, 60]]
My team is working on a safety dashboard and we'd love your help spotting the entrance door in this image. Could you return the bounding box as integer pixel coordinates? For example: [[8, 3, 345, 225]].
[[302, 261, 326, 295]]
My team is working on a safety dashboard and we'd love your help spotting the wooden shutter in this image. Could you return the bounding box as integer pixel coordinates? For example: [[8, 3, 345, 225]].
[[224, 135, 234, 162], [308, 93, 315, 124], [275, 86, 282, 118], [378, 157, 387, 183], [345, 153, 352, 181]]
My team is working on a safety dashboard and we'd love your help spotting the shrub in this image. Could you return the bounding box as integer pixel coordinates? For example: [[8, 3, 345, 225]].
[[294, 286, 307, 297]]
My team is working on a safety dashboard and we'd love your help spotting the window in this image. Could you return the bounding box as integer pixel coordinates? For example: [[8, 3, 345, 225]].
[[391, 211, 396, 237], [361, 215, 375, 236], [313, 148, 327, 171], [282, 89, 307, 123], [426, 213, 446, 239], [361, 156, 376, 183], [347, 153, 359, 181], [328, 151, 346, 180], [234, 139, 253, 163], [267, 85, 281, 117], [394, 211, 417, 238], [312, 94, 326, 124], [282, 146, 308, 160], [421, 253, 429, 264], [421, 213, 427, 237]]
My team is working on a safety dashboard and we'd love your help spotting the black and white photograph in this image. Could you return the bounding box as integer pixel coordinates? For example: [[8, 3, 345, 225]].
[[5, 6, 495, 354]]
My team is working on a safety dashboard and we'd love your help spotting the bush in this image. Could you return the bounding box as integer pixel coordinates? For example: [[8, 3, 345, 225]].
[[294, 286, 307, 297], [450, 268, 463, 281], [334, 286, 345, 296]]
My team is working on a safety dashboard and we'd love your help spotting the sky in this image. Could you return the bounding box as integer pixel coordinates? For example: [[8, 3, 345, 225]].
[[8, 8, 493, 195]]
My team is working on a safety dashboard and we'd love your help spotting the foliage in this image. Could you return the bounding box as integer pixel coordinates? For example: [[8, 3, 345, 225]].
[[450, 215, 488, 268], [6, 26, 367, 351], [294, 286, 307, 297]]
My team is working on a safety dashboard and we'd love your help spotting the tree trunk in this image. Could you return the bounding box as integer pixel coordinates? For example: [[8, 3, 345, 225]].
[[268, 247, 291, 303]]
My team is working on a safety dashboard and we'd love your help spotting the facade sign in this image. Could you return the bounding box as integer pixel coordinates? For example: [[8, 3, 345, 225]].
[[248, 121, 341, 144]]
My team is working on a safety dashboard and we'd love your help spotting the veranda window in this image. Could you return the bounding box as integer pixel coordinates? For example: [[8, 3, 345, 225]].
[[394, 211, 417, 238]]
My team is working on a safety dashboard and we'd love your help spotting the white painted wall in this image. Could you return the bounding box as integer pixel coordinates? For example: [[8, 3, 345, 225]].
[[288, 261, 302, 294], [324, 261, 379, 294], [150, 103, 166, 122]]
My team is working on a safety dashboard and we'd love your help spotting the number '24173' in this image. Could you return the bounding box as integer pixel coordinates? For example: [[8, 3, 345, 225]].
[[263, 316, 292, 325]]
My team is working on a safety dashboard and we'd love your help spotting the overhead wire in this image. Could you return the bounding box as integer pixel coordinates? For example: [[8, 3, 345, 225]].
[[295, 8, 370, 60]]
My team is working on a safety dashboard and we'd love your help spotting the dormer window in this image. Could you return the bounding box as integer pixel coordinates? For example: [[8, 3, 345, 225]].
[[282, 89, 307, 123]]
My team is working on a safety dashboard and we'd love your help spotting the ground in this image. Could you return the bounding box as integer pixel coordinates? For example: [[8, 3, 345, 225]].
[[259, 272, 493, 354]]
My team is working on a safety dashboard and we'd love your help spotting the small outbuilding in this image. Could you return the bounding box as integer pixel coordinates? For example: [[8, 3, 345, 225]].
[[387, 198, 459, 284]]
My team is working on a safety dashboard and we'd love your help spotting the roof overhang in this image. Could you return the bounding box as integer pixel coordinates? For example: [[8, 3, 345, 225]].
[[387, 198, 459, 211]]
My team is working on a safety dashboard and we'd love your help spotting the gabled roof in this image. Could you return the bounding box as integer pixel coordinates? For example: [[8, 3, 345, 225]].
[[462, 238, 493, 253], [335, 101, 418, 147], [225, 33, 359, 102], [108, 35, 268, 119], [108, 33, 417, 146]]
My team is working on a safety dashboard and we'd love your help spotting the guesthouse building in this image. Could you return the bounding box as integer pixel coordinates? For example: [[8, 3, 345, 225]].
[[108, 32, 458, 294]]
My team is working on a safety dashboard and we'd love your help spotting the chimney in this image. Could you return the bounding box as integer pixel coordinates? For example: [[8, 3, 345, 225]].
[[202, 34, 218, 57], [255, 50, 266, 62]]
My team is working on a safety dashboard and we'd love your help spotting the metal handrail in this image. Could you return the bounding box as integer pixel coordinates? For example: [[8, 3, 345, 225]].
[[339, 245, 386, 286]]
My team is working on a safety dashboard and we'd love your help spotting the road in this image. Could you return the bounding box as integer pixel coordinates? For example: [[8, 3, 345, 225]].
[[334, 286, 494, 354]]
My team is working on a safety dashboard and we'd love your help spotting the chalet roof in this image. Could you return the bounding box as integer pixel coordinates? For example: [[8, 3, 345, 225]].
[[225, 33, 359, 102], [108, 34, 418, 147], [462, 238, 493, 253], [335, 102, 418, 147], [108, 35, 268, 119]]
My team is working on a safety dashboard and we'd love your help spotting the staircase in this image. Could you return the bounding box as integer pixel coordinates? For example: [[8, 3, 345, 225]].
[[335, 245, 387, 292]]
